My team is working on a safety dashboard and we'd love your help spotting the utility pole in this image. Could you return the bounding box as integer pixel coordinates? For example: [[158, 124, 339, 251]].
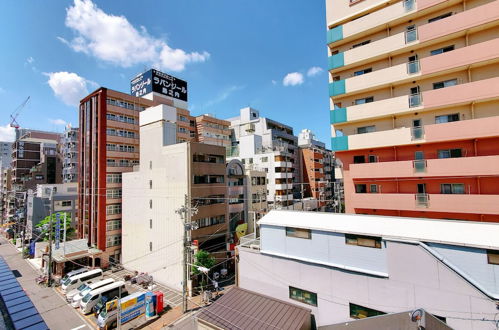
[[176, 194, 198, 314], [47, 187, 54, 287]]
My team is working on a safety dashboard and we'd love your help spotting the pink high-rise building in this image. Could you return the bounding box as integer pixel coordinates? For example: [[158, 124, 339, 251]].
[[327, 0, 499, 221]]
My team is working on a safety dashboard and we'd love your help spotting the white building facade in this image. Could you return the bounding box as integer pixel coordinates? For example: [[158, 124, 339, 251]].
[[238, 211, 499, 329], [227, 107, 299, 208]]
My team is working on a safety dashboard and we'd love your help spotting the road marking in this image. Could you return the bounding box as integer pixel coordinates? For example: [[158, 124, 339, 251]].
[[71, 325, 87, 330]]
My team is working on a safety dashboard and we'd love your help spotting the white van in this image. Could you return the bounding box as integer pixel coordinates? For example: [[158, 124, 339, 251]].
[[79, 281, 125, 315], [61, 268, 88, 285], [61, 269, 103, 293], [68, 278, 115, 305]]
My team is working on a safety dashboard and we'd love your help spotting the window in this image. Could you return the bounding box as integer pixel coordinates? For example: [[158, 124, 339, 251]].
[[353, 155, 365, 164], [349, 303, 385, 319], [433, 79, 457, 89], [106, 220, 121, 231], [106, 189, 122, 199], [437, 149, 462, 158], [149, 199, 152, 209], [368, 155, 377, 163], [354, 97, 374, 105], [106, 204, 121, 215], [197, 215, 225, 228], [149, 180, 152, 189], [193, 175, 224, 184], [61, 201, 72, 207], [106, 234, 121, 248], [357, 126, 375, 134], [149, 242, 152, 252], [355, 184, 367, 193], [487, 250, 499, 265], [440, 183, 465, 194], [150, 219, 152, 229], [285, 227, 311, 239], [149, 161, 152, 169], [428, 12, 452, 23], [352, 40, 371, 48], [370, 184, 378, 193], [435, 113, 459, 124], [346, 234, 382, 248], [353, 68, 372, 76], [261, 157, 268, 162], [430, 45, 454, 56], [106, 173, 122, 183], [289, 287, 317, 306]]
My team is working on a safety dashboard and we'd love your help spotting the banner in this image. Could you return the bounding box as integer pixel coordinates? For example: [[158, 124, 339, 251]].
[[55, 213, 60, 250]]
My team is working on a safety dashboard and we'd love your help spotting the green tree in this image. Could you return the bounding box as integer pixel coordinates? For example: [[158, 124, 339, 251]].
[[192, 250, 215, 275], [35, 212, 74, 241]]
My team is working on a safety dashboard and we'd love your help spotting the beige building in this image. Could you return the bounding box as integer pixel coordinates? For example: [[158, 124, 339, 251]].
[[122, 104, 228, 290], [195, 114, 231, 147]]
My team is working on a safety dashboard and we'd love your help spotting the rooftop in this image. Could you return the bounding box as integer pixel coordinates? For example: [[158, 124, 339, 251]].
[[197, 287, 311, 330], [258, 211, 499, 250]]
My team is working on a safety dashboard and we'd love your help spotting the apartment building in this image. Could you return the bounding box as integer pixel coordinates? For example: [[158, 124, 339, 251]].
[[1, 168, 12, 223], [26, 183, 78, 240], [298, 129, 336, 209], [61, 125, 79, 183], [227, 107, 299, 208], [245, 167, 268, 233], [238, 211, 499, 329], [78, 87, 156, 266], [327, 0, 499, 221], [11, 130, 60, 187], [122, 104, 228, 290], [195, 114, 231, 147]]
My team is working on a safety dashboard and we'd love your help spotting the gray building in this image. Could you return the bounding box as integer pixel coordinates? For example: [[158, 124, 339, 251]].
[[0, 141, 12, 170], [61, 125, 78, 183], [26, 183, 78, 240], [238, 211, 499, 330]]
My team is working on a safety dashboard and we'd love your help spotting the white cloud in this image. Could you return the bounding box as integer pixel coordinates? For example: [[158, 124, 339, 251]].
[[26, 57, 35, 64], [0, 87, 5, 94], [307, 66, 323, 77], [0, 125, 15, 142], [61, 0, 209, 72], [271, 80, 277, 85], [283, 72, 304, 86], [45, 71, 90, 106], [49, 119, 67, 126], [205, 85, 244, 108]]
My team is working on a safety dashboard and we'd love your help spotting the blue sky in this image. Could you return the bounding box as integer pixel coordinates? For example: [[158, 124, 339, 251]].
[[0, 0, 330, 146]]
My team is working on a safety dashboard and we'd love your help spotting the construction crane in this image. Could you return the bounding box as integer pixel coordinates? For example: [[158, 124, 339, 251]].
[[10, 96, 30, 129]]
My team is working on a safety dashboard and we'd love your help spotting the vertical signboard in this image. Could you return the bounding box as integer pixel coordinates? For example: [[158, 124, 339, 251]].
[[55, 213, 60, 250]]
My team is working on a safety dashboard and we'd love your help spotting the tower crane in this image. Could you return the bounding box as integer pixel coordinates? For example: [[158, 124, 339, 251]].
[[9, 96, 30, 129]]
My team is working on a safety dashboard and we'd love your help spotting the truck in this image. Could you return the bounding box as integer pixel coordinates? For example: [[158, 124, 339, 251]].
[[96, 292, 146, 329]]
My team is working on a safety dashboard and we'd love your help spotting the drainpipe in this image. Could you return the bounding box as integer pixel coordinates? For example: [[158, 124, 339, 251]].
[[470, 101, 475, 119], [467, 65, 472, 83], [477, 177, 480, 194], [473, 139, 478, 156]]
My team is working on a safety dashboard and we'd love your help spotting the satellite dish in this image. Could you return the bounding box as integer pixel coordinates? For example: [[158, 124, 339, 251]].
[[411, 309, 424, 322]]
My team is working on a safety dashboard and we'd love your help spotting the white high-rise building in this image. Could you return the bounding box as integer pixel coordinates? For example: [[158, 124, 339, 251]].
[[227, 107, 299, 208]]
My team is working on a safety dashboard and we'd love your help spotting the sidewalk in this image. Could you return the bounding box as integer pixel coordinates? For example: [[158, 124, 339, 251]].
[[0, 236, 93, 330]]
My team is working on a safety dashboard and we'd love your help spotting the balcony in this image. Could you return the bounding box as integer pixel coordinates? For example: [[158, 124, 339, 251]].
[[351, 193, 499, 214], [275, 194, 294, 201], [349, 127, 415, 151], [330, 30, 417, 71], [330, 61, 421, 97], [350, 155, 499, 179], [274, 161, 293, 168], [275, 184, 293, 190], [328, 0, 418, 44], [422, 77, 499, 111], [418, 0, 499, 43], [424, 115, 499, 143], [421, 38, 499, 76], [274, 172, 292, 179]]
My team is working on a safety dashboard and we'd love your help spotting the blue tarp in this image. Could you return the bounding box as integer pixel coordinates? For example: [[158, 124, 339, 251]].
[[0, 257, 49, 330]]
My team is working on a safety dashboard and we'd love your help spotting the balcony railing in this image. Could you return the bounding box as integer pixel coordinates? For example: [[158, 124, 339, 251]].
[[411, 126, 424, 140], [415, 193, 429, 207], [409, 93, 422, 108], [407, 60, 420, 74], [405, 27, 418, 44], [413, 160, 427, 173], [239, 233, 260, 249]]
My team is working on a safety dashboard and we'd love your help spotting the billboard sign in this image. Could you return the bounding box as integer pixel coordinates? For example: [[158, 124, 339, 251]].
[[130, 69, 188, 102]]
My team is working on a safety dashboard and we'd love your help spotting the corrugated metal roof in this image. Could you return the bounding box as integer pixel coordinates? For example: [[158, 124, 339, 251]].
[[197, 287, 311, 330], [258, 211, 499, 249]]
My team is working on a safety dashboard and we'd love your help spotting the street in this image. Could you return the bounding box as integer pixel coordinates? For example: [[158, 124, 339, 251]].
[[0, 236, 93, 330]]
